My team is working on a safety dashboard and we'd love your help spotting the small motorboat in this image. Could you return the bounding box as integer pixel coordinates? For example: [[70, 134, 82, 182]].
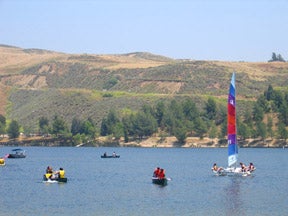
[[101, 152, 120, 158], [8, 149, 26, 158]]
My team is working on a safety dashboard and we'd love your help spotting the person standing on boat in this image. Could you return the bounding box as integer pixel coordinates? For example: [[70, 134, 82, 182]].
[[55, 167, 65, 178]]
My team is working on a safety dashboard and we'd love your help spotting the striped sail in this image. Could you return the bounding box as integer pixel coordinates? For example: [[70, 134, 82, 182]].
[[227, 73, 238, 167]]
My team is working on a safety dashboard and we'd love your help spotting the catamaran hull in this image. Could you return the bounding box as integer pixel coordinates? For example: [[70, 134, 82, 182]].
[[214, 167, 254, 177]]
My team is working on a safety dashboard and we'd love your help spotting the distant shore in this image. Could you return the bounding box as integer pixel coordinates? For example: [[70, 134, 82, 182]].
[[0, 136, 287, 148], [119, 137, 287, 148]]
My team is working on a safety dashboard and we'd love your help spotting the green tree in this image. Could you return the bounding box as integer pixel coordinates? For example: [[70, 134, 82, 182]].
[[270, 52, 277, 62], [100, 110, 120, 136], [182, 98, 199, 121], [272, 90, 284, 110], [219, 118, 227, 139], [252, 103, 264, 122], [256, 122, 267, 141], [238, 121, 250, 140], [113, 122, 124, 140], [81, 119, 96, 138], [173, 122, 187, 145], [51, 115, 68, 136], [205, 97, 217, 120], [257, 95, 270, 113], [154, 100, 165, 127], [278, 122, 288, 143], [100, 118, 108, 136], [277, 54, 285, 62], [208, 121, 218, 141], [0, 114, 6, 137], [215, 104, 226, 125], [267, 116, 274, 139], [133, 111, 157, 139], [0, 114, 5, 125], [194, 117, 208, 139], [39, 116, 49, 135], [278, 101, 288, 126], [264, 84, 275, 101], [122, 114, 133, 137], [7, 120, 20, 139], [168, 100, 184, 121], [71, 117, 82, 135]]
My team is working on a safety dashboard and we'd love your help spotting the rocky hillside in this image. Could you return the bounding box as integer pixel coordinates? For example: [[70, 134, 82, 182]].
[[1, 44, 288, 132]]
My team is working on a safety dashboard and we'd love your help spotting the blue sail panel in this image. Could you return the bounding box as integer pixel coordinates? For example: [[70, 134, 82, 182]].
[[228, 134, 238, 166]]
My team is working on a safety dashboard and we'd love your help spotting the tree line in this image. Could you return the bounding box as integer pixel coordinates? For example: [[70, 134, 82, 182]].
[[1, 84, 288, 146], [268, 52, 286, 62]]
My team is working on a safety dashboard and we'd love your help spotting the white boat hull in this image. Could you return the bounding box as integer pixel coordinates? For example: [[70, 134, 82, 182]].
[[213, 167, 255, 177]]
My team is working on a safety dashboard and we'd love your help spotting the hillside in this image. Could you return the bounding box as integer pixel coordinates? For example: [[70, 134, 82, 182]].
[[1, 44, 288, 134]]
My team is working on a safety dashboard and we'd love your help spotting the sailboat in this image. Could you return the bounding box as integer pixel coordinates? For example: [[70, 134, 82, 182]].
[[213, 73, 256, 176]]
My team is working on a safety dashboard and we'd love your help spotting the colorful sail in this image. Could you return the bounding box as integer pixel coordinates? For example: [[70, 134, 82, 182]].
[[227, 73, 238, 167]]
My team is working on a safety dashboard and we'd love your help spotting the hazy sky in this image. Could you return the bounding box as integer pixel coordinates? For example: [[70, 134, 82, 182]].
[[1, 0, 287, 61]]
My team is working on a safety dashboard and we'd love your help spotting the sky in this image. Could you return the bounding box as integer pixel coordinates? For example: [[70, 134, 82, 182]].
[[1, 0, 288, 62]]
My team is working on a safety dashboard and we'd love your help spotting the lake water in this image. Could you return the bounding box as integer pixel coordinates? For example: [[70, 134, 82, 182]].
[[0, 147, 287, 216]]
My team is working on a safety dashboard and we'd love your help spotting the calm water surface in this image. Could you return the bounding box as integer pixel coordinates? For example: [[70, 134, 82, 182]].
[[0, 147, 287, 216]]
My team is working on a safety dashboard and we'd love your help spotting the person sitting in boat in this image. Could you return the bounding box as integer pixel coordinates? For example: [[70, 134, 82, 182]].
[[153, 167, 160, 177], [212, 163, 223, 172], [55, 167, 65, 178], [103, 152, 107, 157], [158, 169, 165, 179], [45, 166, 56, 180], [112, 152, 116, 157], [46, 166, 53, 174], [247, 162, 255, 172], [44, 171, 56, 180], [240, 162, 247, 172]]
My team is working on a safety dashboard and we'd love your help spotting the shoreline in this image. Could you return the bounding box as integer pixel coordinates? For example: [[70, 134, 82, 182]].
[[1, 136, 287, 148]]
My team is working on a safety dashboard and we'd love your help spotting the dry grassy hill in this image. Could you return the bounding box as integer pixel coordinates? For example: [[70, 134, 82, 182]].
[[1, 44, 288, 134]]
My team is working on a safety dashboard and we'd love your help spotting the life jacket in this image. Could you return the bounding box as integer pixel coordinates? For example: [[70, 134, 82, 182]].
[[59, 170, 65, 178], [45, 173, 52, 179], [158, 171, 165, 179], [153, 168, 160, 177], [0, 158, 4, 165]]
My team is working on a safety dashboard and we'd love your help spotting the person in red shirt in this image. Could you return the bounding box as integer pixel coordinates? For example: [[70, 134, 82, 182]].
[[158, 169, 165, 179], [153, 167, 160, 177]]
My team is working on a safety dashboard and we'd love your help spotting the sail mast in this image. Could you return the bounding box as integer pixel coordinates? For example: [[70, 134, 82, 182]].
[[227, 73, 238, 167]]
